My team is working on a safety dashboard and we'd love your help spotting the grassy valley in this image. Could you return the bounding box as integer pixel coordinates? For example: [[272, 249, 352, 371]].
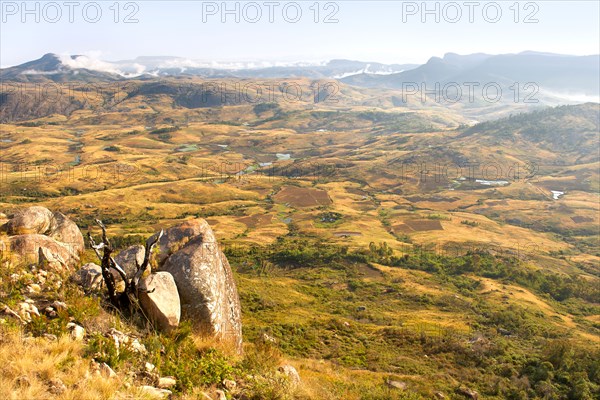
[[0, 79, 599, 399]]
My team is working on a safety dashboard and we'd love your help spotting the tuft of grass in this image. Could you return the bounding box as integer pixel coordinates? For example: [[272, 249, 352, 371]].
[[0, 326, 142, 400]]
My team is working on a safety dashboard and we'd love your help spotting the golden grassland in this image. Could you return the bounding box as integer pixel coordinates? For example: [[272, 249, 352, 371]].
[[0, 91, 598, 398]]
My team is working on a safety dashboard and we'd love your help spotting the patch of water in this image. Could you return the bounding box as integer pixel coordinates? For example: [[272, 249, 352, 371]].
[[475, 179, 509, 186]]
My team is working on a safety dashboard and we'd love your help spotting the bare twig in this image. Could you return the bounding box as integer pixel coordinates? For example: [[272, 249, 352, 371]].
[[132, 229, 163, 290], [88, 235, 129, 287], [88, 220, 163, 314]]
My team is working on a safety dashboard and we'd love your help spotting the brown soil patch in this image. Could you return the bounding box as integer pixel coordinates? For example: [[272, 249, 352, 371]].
[[394, 220, 444, 233], [571, 216, 594, 224], [273, 186, 331, 207], [237, 214, 273, 228], [406, 195, 459, 203]]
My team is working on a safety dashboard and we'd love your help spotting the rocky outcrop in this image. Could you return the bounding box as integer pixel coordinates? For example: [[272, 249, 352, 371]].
[[111, 244, 145, 282], [157, 219, 216, 264], [456, 386, 479, 400], [9, 234, 79, 270], [6, 206, 54, 235], [160, 219, 242, 353], [2, 207, 84, 269], [72, 263, 103, 291], [48, 212, 85, 255], [279, 365, 301, 388], [138, 272, 180, 332]]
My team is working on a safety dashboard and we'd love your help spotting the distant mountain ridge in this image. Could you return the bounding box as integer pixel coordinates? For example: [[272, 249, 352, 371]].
[[0, 53, 417, 82], [3, 52, 597, 100], [342, 52, 600, 97]]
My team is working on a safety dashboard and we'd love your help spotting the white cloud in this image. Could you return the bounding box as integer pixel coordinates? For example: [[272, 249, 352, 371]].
[[58, 53, 146, 77]]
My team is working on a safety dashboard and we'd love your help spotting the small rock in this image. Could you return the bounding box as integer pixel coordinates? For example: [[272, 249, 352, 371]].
[[113, 245, 145, 281], [108, 328, 146, 353], [130, 338, 147, 353], [27, 283, 42, 294], [158, 376, 176, 389], [72, 263, 103, 291], [140, 385, 172, 399], [498, 328, 512, 336], [18, 302, 39, 321], [100, 362, 117, 379], [278, 365, 301, 388], [456, 386, 479, 400], [43, 333, 58, 341], [387, 380, 407, 390], [223, 379, 236, 391], [262, 333, 276, 343], [215, 389, 227, 400], [48, 378, 67, 395], [67, 323, 85, 341], [52, 301, 67, 311], [44, 307, 57, 318], [145, 362, 156, 373], [435, 392, 446, 399], [15, 375, 31, 388]]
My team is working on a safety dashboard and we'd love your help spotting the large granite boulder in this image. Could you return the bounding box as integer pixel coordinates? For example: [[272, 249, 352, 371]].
[[4, 206, 84, 257], [48, 212, 85, 255], [157, 219, 216, 265], [138, 272, 180, 332], [161, 219, 242, 353], [9, 234, 80, 270], [6, 206, 54, 235], [111, 245, 145, 282]]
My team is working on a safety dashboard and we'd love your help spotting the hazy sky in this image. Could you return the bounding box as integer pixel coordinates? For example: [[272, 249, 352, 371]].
[[1, 1, 599, 67]]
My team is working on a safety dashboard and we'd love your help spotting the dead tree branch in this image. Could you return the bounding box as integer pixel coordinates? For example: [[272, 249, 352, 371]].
[[88, 219, 163, 310]]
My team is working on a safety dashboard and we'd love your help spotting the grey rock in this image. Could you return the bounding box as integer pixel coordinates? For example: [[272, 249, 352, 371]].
[[157, 376, 177, 389], [48, 212, 85, 255], [67, 322, 85, 340], [157, 219, 216, 265], [112, 244, 145, 281], [215, 390, 227, 400], [6, 206, 54, 235], [278, 365, 301, 388], [161, 219, 242, 353], [99, 362, 117, 378], [140, 385, 172, 399], [387, 380, 407, 390], [456, 386, 479, 400], [72, 263, 103, 291], [222, 379, 236, 391], [138, 272, 181, 332], [9, 234, 79, 270], [48, 378, 67, 395]]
